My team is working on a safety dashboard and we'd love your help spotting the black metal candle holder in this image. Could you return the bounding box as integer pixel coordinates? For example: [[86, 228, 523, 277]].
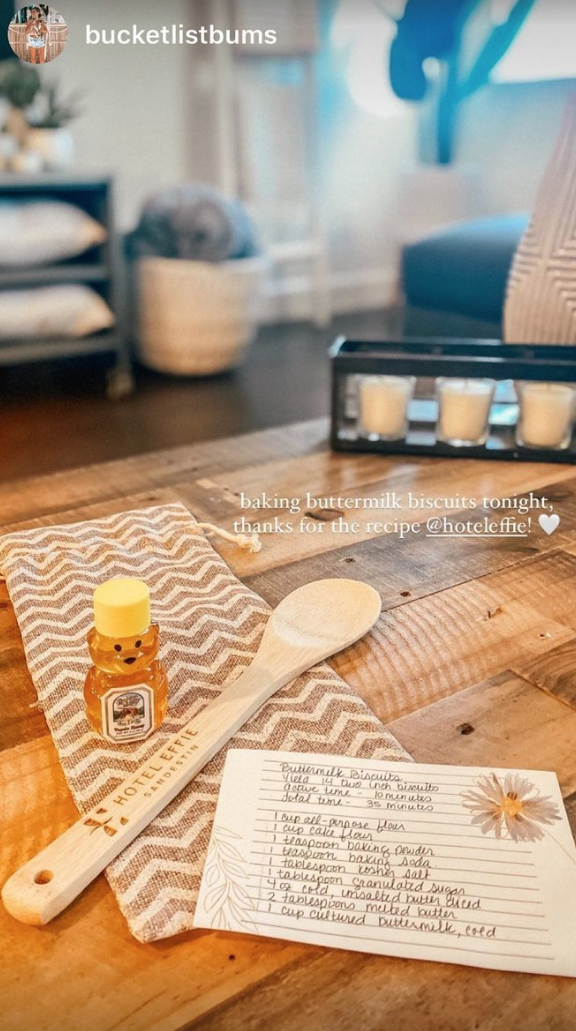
[[330, 337, 576, 463]]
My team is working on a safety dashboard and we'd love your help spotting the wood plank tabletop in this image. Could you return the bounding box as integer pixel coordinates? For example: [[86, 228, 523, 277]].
[[2, 417, 576, 1031]]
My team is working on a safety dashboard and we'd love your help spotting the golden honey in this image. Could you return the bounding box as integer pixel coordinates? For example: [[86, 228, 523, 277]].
[[83, 578, 168, 743]]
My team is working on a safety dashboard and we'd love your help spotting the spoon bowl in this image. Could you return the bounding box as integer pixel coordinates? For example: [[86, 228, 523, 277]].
[[259, 577, 382, 672]]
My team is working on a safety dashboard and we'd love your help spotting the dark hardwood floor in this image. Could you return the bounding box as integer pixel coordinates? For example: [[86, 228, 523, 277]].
[[0, 309, 398, 483]]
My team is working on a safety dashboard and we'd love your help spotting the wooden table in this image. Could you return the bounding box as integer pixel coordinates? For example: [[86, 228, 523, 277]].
[[3, 418, 576, 1031]]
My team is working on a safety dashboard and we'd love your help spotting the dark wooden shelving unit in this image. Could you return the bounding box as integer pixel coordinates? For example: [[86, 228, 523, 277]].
[[0, 175, 133, 397]]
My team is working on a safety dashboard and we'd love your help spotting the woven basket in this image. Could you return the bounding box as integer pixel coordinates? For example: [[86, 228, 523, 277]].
[[137, 256, 265, 375]]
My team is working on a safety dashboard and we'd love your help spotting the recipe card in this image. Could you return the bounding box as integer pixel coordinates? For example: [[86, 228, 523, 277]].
[[194, 750, 576, 977]]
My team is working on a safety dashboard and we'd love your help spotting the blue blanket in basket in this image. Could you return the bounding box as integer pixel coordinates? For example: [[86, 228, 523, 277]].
[[125, 185, 259, 263]]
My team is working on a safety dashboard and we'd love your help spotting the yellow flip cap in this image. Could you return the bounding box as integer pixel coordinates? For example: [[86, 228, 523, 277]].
[[93, 578, 151, 639]]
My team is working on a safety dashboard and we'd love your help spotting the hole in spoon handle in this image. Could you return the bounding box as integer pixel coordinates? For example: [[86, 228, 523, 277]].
[[34, 870, 54, 885]]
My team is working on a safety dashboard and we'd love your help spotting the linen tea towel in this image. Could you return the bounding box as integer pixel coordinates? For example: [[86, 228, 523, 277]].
[[0, 503, 410, 943]]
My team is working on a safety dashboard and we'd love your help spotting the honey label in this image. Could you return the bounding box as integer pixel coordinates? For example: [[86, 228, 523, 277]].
[[101, 685, 154, 743]]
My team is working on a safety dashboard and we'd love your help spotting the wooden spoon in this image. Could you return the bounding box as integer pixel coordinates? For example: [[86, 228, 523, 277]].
[[2, 578, 381, 926]]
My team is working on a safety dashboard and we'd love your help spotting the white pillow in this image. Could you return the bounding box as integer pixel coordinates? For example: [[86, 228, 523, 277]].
[[0, 285, 115, 338], [0, 201, 107, 267]]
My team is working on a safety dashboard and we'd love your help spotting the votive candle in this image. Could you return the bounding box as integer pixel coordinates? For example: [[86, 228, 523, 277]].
[[436, 378, 495, 446], [359, 375, 415, 441], [516, 382, 575, 450]]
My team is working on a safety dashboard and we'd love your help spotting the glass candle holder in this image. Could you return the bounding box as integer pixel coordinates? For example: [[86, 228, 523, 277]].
[[358, 375, 415, 441], [516, 381, 576, 450], [436, 377, 495, 447]]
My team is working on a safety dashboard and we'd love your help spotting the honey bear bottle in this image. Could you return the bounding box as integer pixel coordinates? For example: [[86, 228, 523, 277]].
[[84, 578, 168, 743]]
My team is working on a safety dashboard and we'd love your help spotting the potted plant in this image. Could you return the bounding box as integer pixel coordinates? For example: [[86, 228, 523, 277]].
[[25, 81, 82, 169], [384, 0, 536, 234], [0, 58, 40, 147]]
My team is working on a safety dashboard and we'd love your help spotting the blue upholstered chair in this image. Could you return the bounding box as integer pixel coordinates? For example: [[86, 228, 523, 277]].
[[402, 214, 529, 338]]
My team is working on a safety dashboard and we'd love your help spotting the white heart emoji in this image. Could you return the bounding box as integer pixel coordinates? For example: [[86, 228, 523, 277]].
[[539, 513, 560, 535]]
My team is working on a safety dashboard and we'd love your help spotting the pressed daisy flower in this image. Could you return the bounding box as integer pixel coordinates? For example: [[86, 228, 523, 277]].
[[462, 773, 560, 842]]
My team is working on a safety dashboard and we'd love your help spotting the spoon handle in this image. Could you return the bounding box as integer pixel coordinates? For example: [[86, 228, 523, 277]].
[[3, 577, 382, 927], [1, 661, 291, 927]]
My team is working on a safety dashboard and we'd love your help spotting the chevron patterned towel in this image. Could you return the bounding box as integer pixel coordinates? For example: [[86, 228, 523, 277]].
[[0, 503, 410, 942]]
